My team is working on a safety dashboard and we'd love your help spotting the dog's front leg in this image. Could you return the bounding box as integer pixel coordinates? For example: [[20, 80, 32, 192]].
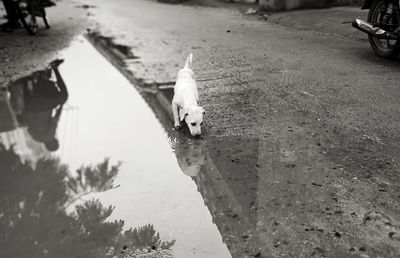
[[172, 101, 181, 129]]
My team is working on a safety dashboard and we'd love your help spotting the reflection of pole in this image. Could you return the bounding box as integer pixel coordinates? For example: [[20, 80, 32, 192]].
[[0, 133, 10, 149], [58, 104, 79, 163], [59, 106, 67, 158], [15, 127, 30, 157], [6, 131, 12, 147], [0, 89, 18, 132], [73, 107, 79, 165], [0, 133, 4, 147], [53, 66, 68, 97]]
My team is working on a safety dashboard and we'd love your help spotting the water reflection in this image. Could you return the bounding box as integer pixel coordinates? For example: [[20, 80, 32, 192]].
[[146, 88, 261, 256], [143, 87, 263, 257], [0, 61, 68, 165], [174, 138, 207, 177], [0, 145, 175, 258], [9, 59, 67, 152], [188, 137, 261, 258], [0, 63, 177, 257]]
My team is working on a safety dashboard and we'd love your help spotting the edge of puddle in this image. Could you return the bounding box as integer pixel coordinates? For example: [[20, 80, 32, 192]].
[[85, 32, 177, 134]]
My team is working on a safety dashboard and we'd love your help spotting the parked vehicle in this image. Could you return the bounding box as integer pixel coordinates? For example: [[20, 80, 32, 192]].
[[13, 0, 55, 35], [353, 0, 400, 58]]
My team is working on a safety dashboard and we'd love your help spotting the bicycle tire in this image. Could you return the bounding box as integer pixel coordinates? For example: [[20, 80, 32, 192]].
[[16, 2, 38, 35]]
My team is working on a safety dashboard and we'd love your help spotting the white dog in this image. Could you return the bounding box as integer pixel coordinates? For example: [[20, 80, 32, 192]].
[[172, 53, 204, 137]]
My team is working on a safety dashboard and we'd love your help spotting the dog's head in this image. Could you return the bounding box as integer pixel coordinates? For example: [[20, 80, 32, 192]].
[[180, 106, 204, 137], [175, 138, 207, 177]]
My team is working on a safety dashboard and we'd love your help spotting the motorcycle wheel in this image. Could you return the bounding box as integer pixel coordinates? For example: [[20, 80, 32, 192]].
[[16, 1, 38, 35], [368, 0, 400, 58]]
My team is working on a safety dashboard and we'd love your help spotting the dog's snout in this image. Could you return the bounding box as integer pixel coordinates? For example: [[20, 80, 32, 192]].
[[189, 125, 202, 137]]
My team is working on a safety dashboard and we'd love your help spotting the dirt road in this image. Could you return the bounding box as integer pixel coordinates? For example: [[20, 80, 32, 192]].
[[1, 0, 400, 257]]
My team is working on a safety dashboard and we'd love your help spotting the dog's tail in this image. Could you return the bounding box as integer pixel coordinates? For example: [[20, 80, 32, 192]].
[[184, 53, 193, 69]]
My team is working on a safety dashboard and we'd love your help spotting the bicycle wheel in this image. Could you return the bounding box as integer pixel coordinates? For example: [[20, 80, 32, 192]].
[[16, 0, 38, 35]]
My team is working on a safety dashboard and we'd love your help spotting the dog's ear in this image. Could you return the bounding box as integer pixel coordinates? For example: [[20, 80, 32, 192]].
[[179, 108, 188, 121]]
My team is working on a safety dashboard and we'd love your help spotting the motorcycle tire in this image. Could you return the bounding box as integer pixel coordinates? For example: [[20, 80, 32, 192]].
[[16, 2, 38, 35], [367, 0, 400, 58]]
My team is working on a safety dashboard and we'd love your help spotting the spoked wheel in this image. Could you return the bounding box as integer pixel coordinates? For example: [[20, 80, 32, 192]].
[[16, 1, 38, 35], [368, 0, 400, 58]]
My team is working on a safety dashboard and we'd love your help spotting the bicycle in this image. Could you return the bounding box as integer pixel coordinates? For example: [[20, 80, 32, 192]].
[[13, 0, 54, 35]]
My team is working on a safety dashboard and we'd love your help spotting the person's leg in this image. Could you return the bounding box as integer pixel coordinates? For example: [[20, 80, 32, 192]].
[[1, 0, 11, 27], [53, 69, 68, 100], [49, 60, 68, 104], [1, 0, 19, 29]]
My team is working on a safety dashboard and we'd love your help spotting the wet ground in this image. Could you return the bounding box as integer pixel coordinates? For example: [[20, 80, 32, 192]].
[[1, 33, 400, 258], [1, 0, 400, 257]]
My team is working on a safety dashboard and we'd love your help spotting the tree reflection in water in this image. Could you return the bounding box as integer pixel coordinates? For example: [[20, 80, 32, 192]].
[[0, 144, 175, 258]]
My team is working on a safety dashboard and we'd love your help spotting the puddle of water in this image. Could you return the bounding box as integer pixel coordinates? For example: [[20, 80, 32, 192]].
[[0, 37, 231, 258]]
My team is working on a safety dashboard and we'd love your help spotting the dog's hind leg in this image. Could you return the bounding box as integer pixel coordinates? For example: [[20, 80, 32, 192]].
[[172, 101, 181, 129]]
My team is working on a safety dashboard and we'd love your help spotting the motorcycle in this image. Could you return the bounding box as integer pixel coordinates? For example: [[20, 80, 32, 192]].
[[12, 0, 55, 35], [352, 0, 400, 58]]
